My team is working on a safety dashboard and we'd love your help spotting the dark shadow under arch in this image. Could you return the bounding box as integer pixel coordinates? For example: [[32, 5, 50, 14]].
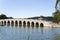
[[36, 22, 39, 27], [31, 22, 34, 27], [11, 21, 14, 26], [27, 21, 30, 27], [7, 21, 10, 26], [19, 21, 22, 26], [40, 23, 44, 27], [23, 21, 26, 26], [4, 21, 6, 25], [15, 21, 18, 26], [1, 21, 3, 25]]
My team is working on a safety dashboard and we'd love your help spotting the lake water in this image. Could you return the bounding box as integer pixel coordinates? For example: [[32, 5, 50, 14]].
[[0, 26, 60, 40]]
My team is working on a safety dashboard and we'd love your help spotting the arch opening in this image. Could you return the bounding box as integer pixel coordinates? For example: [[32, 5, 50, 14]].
[[7, 21, 10, 26], [40, 23, 44, 27], [23, 21, 26, 26], [15, 21, 18, 26], [27, 21, 30, 27], [36, 22, 39, 27], [19, 21, 22, 26], [11, 21, 14, 26], [4, 21, 6, 25], [31, 22, 34, 27], [1, 21, 3, 25]]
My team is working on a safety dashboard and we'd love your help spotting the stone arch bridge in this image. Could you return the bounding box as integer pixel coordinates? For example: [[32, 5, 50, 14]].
[[0, 19, 52, 27]]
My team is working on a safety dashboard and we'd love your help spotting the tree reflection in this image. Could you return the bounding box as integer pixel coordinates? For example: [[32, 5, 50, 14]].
[[54, 34, 60, 40]]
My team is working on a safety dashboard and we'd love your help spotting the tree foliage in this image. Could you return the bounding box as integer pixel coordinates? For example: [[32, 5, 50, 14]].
[[53, 0, 60, 23], [0, 14, 13, 19], [0, 14, 8, 19], [55, 0, 60, 10], [53, 11, 60, 23]]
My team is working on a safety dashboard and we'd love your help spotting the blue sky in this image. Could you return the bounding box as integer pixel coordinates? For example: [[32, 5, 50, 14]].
[[0, 0, 56, 18]]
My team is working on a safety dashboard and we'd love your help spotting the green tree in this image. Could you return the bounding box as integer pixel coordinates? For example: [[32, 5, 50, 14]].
[[53, 11, 60, 23], [0, 14, 8, 19], [55, 0, 60, 10]]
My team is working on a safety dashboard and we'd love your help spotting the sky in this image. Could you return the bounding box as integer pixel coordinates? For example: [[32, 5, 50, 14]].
[[0, 0, 56, 18]]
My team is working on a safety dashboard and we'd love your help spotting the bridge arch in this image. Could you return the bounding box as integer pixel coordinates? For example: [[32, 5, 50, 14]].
[[19, 21, 22, 26], [40, 23, 44, 27], [31, 22, 34, 27], [11, 20, 14, 26], [36, 22, 39, 27], [7, 21, 10, 25], [23, 21, 26, 26], [15, 20, 18, 26], [1, 21, 3, 25], [4, 21, 6, 25], [27, 21, 30, 26]]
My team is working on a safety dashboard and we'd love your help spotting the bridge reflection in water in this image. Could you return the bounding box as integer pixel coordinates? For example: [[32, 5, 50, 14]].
[[0, 24, 60, 40]]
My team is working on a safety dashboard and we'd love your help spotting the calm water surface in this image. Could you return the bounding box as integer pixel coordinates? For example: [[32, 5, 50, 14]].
[[0, 26, 60, 40]]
